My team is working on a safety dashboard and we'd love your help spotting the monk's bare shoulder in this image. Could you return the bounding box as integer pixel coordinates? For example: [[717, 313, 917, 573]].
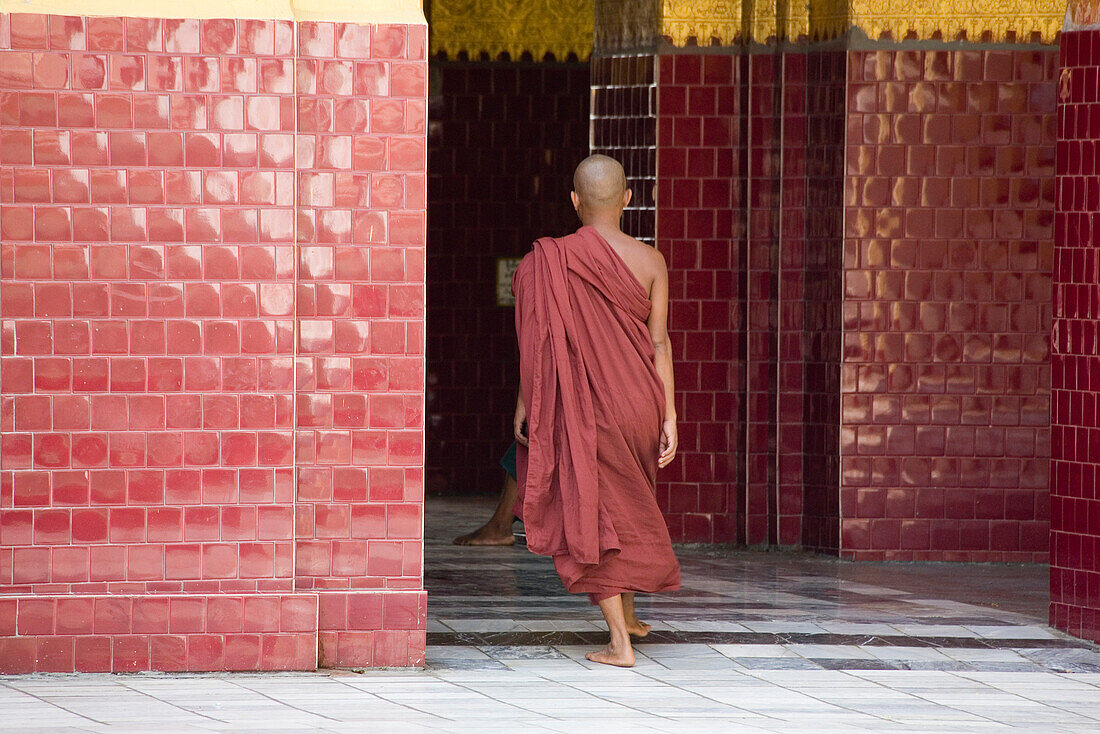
[[605, 231, 663, 292], [641, 240, 667, 278], [640, 244, 667, 297]]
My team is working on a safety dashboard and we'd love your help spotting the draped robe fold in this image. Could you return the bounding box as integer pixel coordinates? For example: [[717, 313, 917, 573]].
[[512, 225, 681, 603]]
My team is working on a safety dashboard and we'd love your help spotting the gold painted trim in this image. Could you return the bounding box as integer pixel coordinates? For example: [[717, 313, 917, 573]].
[[596, 0, 1065, 49], [429, 0, 594, 60], [845, 0, 1064, 43], [0, 0, 424, 23], [1068, 0, 1100, 28]]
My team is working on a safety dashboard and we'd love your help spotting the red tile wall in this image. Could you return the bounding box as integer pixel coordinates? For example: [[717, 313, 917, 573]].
[[774, 51, 808, 548], [426, 61, 589, 496], [0, 12, 427, 671], [741, 51, 812, 548], [594, 42, 1055, 556], [840, 47, 1055, 562], [742, 51, 774, 546], [650, 52, 742, 543], [1051, 29, 1100, 644], [0, 593, 317, 672], [289, 19, 427, 668], [597, 48, 832, 546], [642, 49, 817, 546], [801, 49, 846, 553]]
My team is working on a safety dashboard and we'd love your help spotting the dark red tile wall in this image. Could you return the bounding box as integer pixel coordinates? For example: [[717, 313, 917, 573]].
[[742, 51, 778, 547], [801, 49, 846, 553], [774, 51, 809, 548], [841, 47, 1056, 562], [594, 42, 1055, 556], [0, 12, 427, 671], [425, 60, 589, 496], [741, 50, 813, 548], [597, 53, 750, 544], [652, 52, 742, 543], [1051, 29, 1100, 644], [641, 49, 818, 546], [598, 48, 836, 546]]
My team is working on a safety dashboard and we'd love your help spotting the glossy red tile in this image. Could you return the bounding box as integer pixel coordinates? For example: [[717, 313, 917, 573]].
[[1051, 29, 1100, 643], [1, 11, 429, 670]]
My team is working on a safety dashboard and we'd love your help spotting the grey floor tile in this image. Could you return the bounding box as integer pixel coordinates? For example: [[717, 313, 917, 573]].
[[5, 498, 1100, 731]]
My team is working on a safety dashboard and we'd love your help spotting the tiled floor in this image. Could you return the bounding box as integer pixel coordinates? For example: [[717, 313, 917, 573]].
[[3, 496, 1100, 733]]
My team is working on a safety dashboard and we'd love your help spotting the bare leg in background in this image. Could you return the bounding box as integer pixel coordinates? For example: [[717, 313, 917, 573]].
[[453, 474, 518, 546]]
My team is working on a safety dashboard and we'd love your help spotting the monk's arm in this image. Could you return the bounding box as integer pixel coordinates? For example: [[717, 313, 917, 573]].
[[647, 251, 677, 467], [513, 265, 530, 447], [514, 390, 528, 446]]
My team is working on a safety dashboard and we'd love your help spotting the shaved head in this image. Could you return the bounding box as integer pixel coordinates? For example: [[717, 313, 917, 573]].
[[573, 155, 627, 211]]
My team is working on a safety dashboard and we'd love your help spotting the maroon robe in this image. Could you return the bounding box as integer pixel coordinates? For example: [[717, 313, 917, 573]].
[[512, 225, 681, 603]]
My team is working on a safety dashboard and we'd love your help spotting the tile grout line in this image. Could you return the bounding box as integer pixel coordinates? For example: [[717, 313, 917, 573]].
[[629, 666, 792, 723], [527, 661, 686, 723], [223, 678, 344, 722], [950, 670, 1100, 724], [329, 675, 461, 723], [0, 681, 110, 727], [117, 679, 233, 724], [423, 675, 573, 723], [841, 668, 1032, 726]]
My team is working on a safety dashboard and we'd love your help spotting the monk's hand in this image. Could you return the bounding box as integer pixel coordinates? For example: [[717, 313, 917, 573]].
[[514, 398, 529, 447], [658, 420, 677, 467]]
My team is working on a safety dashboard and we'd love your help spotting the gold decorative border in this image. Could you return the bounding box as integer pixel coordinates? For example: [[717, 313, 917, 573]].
[[0, 0, 424, 22], [596, 0, 1065, 50], [594, 0, 660, 50], [1068, 0, 1100, 27], [747, 0, 810, 42], [430, 0, 594, 60], [845, 0, 1064, 43], [661, 0, 741, 46], [662, 0, 810, 45], [808, 0, 851, 40]]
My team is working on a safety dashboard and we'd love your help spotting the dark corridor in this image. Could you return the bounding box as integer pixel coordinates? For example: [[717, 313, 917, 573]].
[[425, 59, 591, 496]]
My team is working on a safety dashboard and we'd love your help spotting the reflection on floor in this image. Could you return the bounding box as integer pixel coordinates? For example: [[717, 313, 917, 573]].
[[426, 497, 1098, 675]]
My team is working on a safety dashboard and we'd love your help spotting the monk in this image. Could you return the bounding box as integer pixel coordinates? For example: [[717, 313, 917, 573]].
[[511, 154, 680, 667]]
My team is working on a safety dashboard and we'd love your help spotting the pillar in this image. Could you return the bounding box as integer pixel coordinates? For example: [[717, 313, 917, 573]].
[[1051, 1, 1100, 644], [834, 9, 1057, 562], [0, 0, 427, 672]]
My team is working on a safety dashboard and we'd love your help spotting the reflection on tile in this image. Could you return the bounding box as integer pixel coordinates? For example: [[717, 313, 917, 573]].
[[426, 497, 1092, 681], [1052, 28, 1100, 647], [478, 645, 567, 660]]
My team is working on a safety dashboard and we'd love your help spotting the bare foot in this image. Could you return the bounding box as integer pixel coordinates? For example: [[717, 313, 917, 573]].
[[585, 642, 635, 667], [452, 524, 515, 546], [625, 619, 651, 638]]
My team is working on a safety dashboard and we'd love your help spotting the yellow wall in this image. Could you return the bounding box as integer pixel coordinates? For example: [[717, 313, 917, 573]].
[[595, 0, 1066, 50], [1068, 0, 1100, 27], [594, 0, 658, 52], [430, 0, 593, 60], [0, 0, 424, 22], [661, 0, 808, 46], [842, 0, 1064, 44]]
